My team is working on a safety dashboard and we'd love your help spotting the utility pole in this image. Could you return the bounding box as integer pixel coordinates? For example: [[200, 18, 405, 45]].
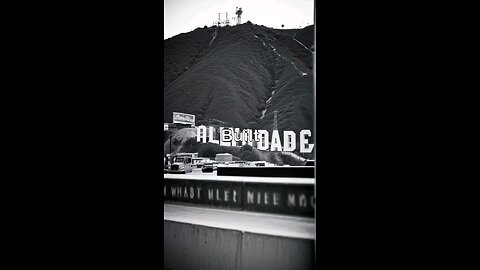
[[225, 12, 230, 26]]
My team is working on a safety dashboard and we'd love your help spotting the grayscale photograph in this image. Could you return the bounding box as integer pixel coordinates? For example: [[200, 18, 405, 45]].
[[164, 0, 315, 269]]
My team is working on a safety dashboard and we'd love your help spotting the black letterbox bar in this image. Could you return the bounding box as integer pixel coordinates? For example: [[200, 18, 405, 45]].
[[217, 166, 314, 178]]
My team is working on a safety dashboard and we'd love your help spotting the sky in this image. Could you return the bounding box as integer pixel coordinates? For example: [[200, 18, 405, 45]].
[[164, 0, 314, 40]]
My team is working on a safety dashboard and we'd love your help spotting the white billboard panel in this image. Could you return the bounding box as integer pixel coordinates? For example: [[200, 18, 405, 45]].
[[172, 112, 195, 126]]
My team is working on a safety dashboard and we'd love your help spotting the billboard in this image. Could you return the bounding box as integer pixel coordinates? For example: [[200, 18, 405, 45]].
[[172, 112, 195, 126]]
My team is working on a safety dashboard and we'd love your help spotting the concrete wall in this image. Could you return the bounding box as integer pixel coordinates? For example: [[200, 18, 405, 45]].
[[164, 178, 315, 217], [164, 220, 314, 270]]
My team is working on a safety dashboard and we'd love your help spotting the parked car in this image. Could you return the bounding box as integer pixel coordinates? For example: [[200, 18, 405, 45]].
[[169, 154, 194, 174], [202, 162, 214, 173], [249, 161, 277, 167]]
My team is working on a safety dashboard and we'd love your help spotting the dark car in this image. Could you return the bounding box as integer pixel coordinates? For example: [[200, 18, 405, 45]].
[[202, 163, 214, 173]]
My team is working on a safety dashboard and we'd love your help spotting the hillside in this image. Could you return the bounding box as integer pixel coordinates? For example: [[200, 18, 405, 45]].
[[293, 25, 314, 51], [164, 23, 314, 140], [164, 27, 214, 87]]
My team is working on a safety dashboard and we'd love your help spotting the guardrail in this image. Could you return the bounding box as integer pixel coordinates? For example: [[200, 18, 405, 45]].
[[164, 169, 315, 217]]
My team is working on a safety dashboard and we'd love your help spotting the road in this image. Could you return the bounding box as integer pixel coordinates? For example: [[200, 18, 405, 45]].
[[164, 203, 315, 240], [164, 168, 314, 184]]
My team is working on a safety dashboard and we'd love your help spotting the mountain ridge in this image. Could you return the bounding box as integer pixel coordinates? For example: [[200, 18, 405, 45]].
[[164, 23, 314, 137]]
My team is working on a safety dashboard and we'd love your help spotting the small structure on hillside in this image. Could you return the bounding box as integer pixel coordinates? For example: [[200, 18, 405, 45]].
[[235, 7, 242, 25], [215, 153, 233, 163]]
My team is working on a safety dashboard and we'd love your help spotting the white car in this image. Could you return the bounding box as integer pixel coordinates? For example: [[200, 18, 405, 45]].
[[212, 162, 219, 170]]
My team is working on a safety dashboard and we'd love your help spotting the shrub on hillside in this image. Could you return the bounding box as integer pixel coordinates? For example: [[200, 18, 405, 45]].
[[179, 138, 201, 153], [198, 143, 222, 158], [267, 152, 282, 165], [238, 144, 259, 161], [225, 146, 240, 156], [280, 154, 305, 166], [240, 151, 260, 161], [239, 144, 254, 153], [300, 152, 314, 160], [238, 144, 260, 161]]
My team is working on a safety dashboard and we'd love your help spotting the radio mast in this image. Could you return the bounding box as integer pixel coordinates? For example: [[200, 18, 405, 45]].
[[235, 7, 243, 25], [225, 12, 230, 26]]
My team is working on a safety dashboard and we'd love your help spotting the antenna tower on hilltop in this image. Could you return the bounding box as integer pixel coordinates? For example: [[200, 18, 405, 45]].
[[235, 7, 243, 25], [225, 12, 230, 26]]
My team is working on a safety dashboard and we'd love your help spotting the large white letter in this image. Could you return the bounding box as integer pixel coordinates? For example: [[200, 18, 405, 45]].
[[220, 127, 233, 146], [232, 128, 242, 147], [257, 130, 269, 150], [270, 130, 282, 151], [300, 130, 314, 153], [242, 129, 253, 146], [283, 131, 296, 152], [208, 126, 219, 144], [197, 125, 207, 143]]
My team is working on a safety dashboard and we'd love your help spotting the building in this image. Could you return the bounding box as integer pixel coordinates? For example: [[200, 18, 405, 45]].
[[215, 153, 233, 163]]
